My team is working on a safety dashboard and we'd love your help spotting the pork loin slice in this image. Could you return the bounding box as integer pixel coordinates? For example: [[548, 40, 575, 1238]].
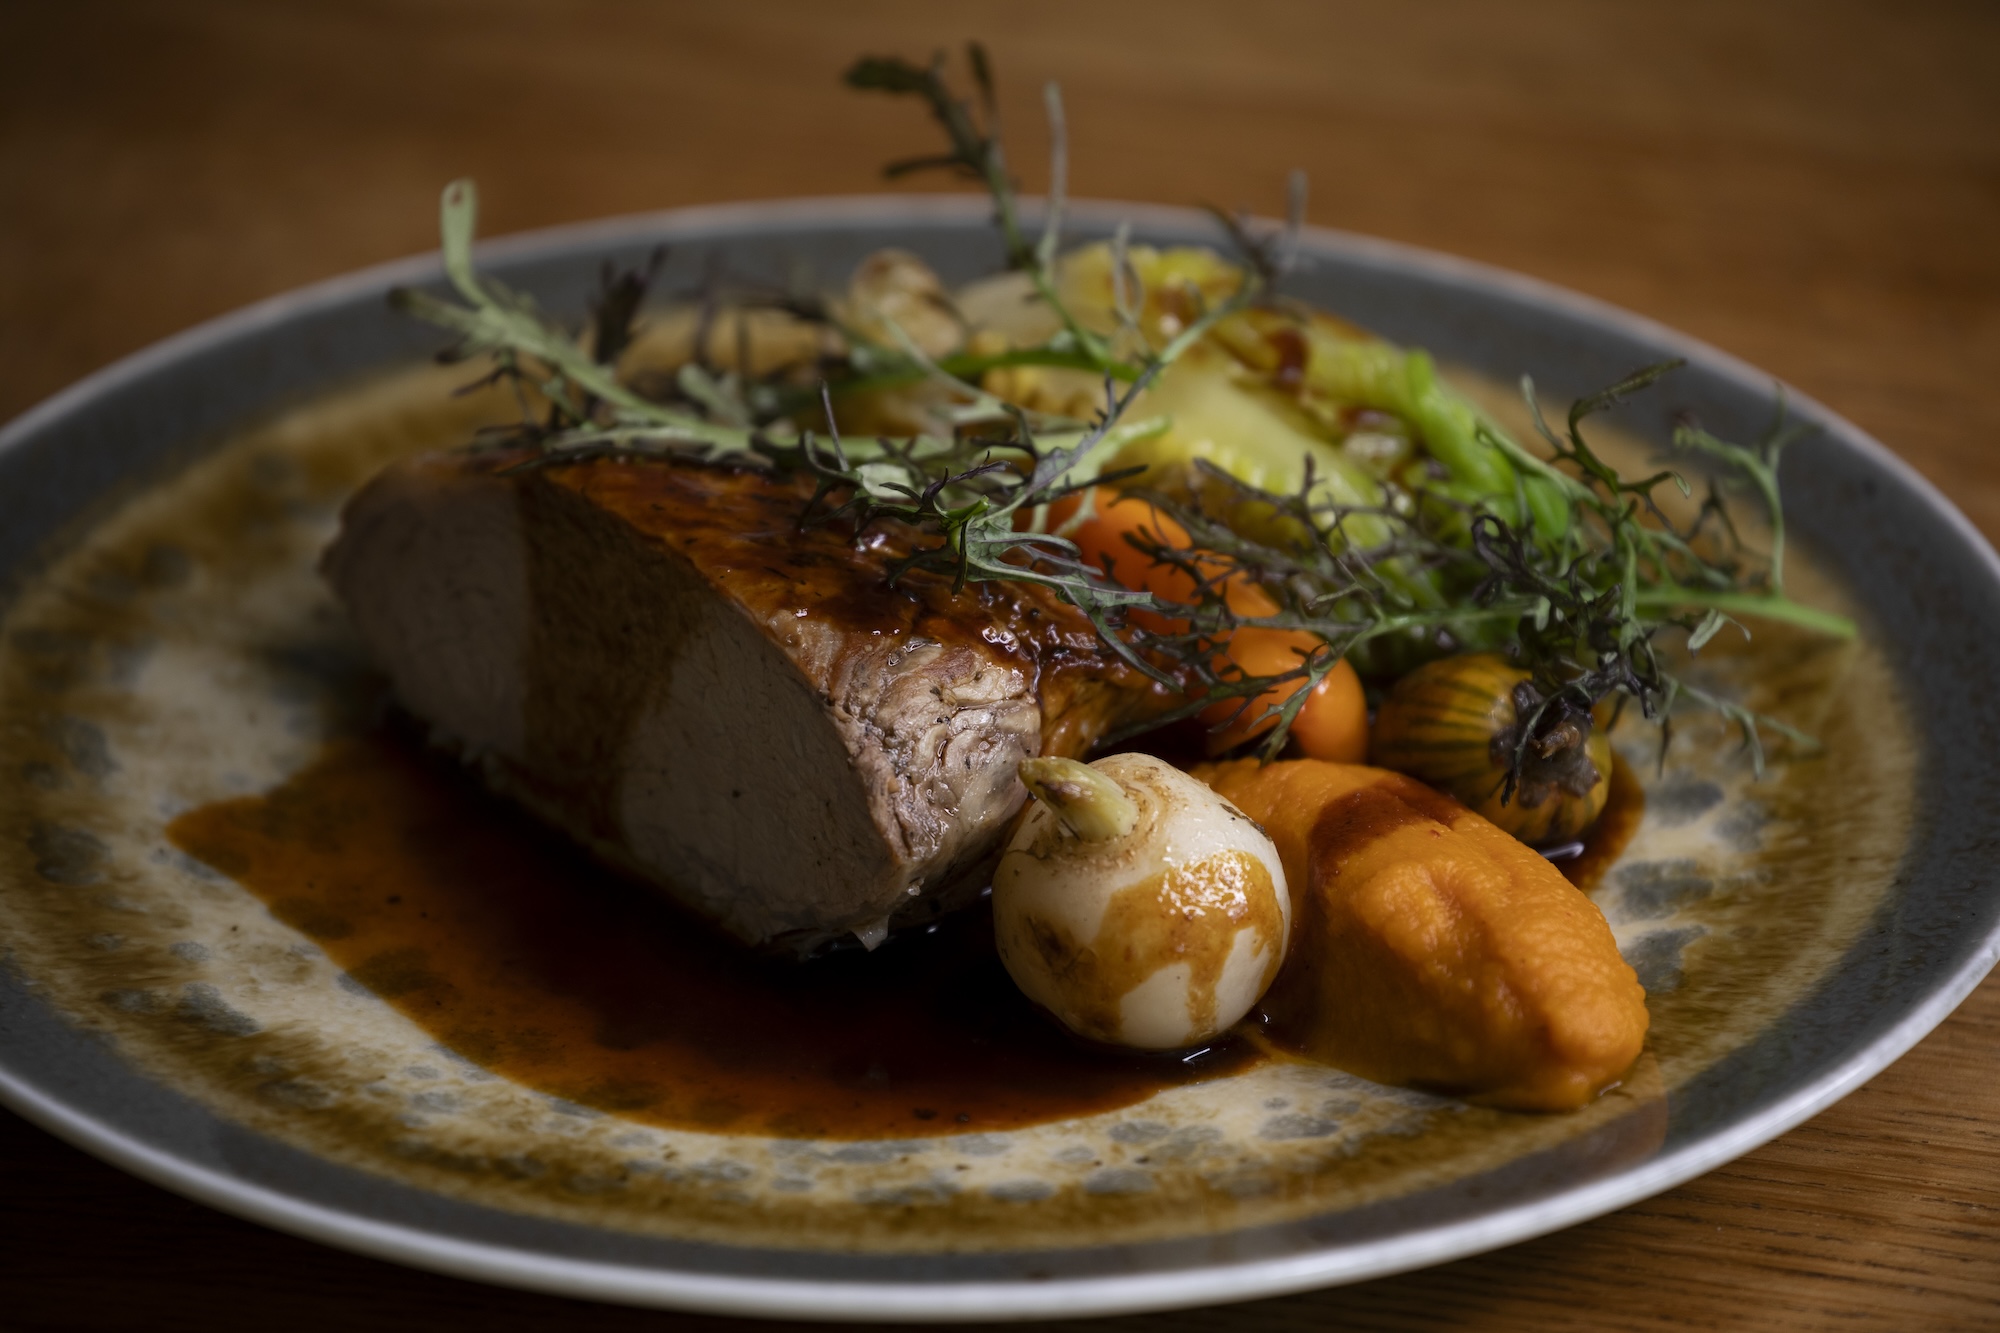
[[322, 450, 1169, 954]]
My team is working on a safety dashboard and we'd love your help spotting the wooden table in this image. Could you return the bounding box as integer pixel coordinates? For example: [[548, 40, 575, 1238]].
[[3, 2, 1995, 1327]]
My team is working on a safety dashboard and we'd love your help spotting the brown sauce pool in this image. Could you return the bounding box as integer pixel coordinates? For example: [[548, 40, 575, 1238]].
[[166, 729, 1258, 1140], [165, 733, 1643, 1140]]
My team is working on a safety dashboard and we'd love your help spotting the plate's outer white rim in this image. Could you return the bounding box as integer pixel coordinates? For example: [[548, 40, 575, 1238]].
[[2, 194, 1996, 1322]]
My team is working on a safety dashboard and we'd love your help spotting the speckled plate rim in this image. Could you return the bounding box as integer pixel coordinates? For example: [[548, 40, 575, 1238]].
[[2, 194, 1997, 1322]]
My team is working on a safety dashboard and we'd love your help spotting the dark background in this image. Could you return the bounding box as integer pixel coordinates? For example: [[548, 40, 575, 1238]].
[[2, 2, 1995, 1328]]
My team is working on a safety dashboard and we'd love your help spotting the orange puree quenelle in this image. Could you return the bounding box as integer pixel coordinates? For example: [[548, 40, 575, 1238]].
[[1197, 759, 1648, 1111]]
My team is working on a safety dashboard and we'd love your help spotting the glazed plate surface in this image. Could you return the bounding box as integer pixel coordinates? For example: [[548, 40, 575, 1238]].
[[2, 198, 1996, 1321]]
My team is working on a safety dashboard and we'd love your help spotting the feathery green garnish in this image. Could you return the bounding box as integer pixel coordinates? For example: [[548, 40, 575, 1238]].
[[388, 41, 1854, 785]]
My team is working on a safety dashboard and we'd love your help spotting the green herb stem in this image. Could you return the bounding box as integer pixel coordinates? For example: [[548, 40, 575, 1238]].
[[391, 46, 1855, 788]]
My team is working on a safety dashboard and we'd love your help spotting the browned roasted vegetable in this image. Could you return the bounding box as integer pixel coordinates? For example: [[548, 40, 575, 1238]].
[[1369, 653, 1612, 847]]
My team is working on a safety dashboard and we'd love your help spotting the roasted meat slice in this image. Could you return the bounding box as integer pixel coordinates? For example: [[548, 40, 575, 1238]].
[[321, 450, 1170, 954]]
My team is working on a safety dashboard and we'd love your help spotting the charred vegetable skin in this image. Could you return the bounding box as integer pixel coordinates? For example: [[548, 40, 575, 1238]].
[[1199, 759, 1648, 1111], [1370, 654, 1612, 847]]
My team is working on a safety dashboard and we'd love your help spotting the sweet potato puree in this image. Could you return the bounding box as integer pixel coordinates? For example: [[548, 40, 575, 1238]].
[[1198, 759, 1648, 1111]]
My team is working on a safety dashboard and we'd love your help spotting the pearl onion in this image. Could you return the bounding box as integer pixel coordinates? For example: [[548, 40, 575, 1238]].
[[993, 752, 1290, 1050]]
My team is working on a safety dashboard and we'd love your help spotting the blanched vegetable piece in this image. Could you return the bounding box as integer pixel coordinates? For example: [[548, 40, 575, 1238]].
[[1056, 241, 1245, 346], [1047, 245, 1385, 542], [1286, 657, 1370, 761], [1210, 625, 1368, 762], [831, 249, 969, 436], [1041, 488, 1369, 758], [1296, 330, 1570, 540], [841, 248, 966, 360], [1041, 487, 1270, 632], [615, 305, 832, 383], [994, 753, 1291, 1050], [1047, 241, 1566, 542], [1112, 343, 1383, 534]]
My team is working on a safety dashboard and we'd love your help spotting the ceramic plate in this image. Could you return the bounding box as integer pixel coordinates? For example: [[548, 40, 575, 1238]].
[[2, 197, 1996, 1321]]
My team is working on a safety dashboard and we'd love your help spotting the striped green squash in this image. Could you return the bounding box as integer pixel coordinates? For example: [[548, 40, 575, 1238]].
[[1369, 654, 1612, 847]]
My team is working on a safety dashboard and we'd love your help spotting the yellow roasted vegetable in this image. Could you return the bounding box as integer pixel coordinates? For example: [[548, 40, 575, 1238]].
[[1368, 653, 1612, 847], [1054, 244, 1382, 545]]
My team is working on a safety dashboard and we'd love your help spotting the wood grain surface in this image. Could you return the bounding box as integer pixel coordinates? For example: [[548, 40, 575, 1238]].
[[2, 2, 1995, 1328]]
